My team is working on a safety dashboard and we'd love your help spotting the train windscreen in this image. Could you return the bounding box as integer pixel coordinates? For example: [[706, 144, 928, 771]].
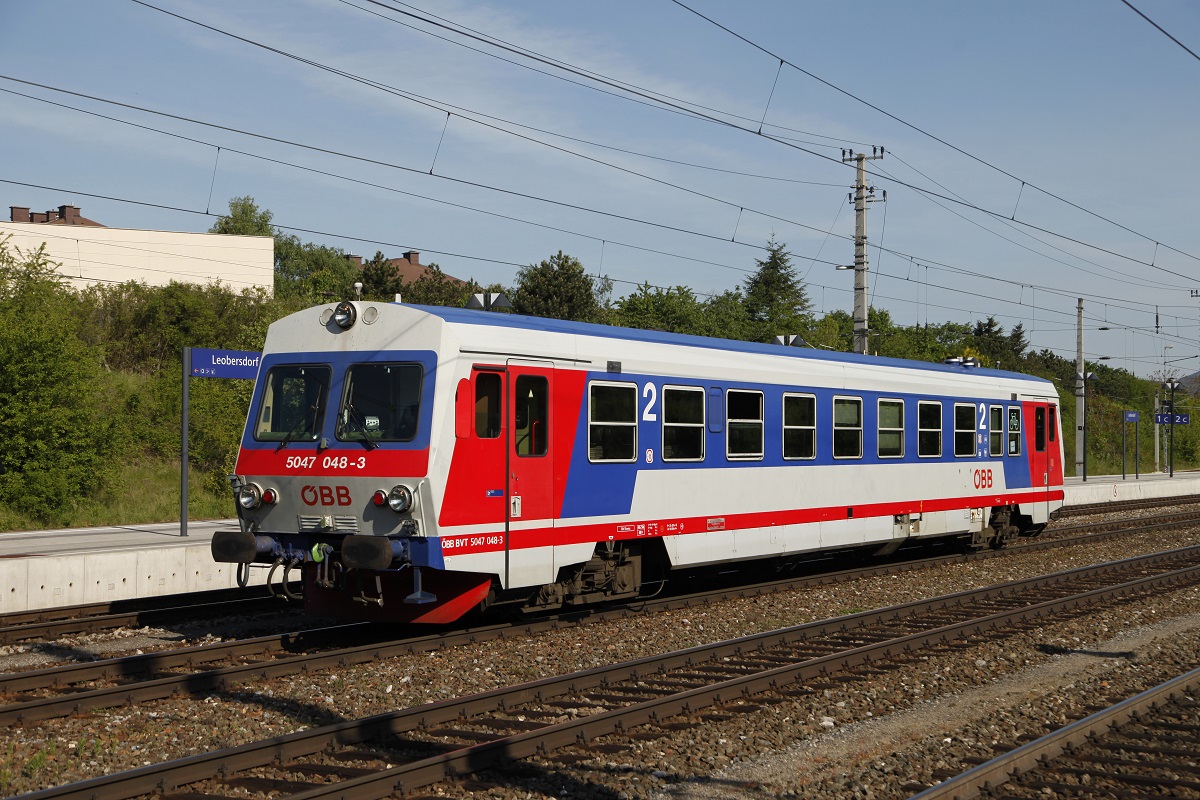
[[336, 363, 424, 443], [254, 365, 330, 442]]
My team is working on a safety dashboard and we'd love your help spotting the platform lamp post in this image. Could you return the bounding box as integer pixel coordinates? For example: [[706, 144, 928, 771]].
[[1163, 379, 1181, 478], [1082, 371, 1096, 482]]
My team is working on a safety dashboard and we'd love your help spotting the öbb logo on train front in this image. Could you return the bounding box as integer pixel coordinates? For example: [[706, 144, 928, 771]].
[[301, 485, 352, 506]]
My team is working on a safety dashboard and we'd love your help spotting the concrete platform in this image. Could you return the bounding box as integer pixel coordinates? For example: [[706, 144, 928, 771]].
[[1063, 471, 1200, 506], [0, 519, 264, 615]]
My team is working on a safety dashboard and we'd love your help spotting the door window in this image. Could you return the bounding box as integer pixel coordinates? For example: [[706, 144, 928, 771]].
[[514, 375, 548, 457]]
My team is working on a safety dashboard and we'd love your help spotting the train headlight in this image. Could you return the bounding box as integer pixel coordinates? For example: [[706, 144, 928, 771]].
[[237, 483, 264, 510], [332, 301, 357, 329], [387, 484, 415, 513]]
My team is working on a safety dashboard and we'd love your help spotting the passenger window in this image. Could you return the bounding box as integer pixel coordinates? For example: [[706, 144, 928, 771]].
[[918, 401, 941, 457], [878, 399, 903, 458], [475, 372, 501, 438], [954, 403, 976, 457], [1035, 407, 1046, 452], [514, 375, 548, 457], [663, 387, 705, 461], [783, 393, 816, 460], [1049, 406, 1057, 442], [833, 397, 862, 459], [589, 382, 637, 462], [1008, 407, 1022, 456], [989, 405, 1003, 457], [726, 389, 764, 460]]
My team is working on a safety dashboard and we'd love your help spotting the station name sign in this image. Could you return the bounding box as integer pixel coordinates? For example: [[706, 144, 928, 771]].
[[190, 348, 262, 380]]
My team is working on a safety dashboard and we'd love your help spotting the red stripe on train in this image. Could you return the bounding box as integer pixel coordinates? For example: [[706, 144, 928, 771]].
[[439, 489, 1066, 555]]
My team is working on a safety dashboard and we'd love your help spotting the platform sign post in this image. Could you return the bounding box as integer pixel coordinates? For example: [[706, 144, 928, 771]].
[[1122, 411, 1140, 480], [181, 348, 262, 537]]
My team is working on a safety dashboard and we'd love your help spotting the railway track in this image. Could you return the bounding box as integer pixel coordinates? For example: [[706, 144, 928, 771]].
[[18, 544, 1200, 800], [0, 585, 297, 645], [913, 664, 1200, 799], [4, 506, 1199, 728], [1057, 493, 1200, 518]]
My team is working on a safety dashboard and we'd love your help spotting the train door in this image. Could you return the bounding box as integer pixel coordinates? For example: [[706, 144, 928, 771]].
[[506, 362, 555, 586], [1027, 400, 1055, 519]]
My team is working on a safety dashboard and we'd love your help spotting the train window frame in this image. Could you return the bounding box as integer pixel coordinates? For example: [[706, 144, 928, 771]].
[[588, 381, 638, 463], [335, 362, 425, 444], [1049, 406, 1057, 443], [877, 398, 904, 459], [726, 388, 764, 461], [662, 386, 705, 462], [254, 364, 331, 443], [1007, 406, 1022, 456], [989, 405, 1004, 458], [833, 396, 863, 459], [1035, 406, 1046, 453], [917, 401, 942, 458], [782, 392, 817, 461], [954, 403, 977, 458]]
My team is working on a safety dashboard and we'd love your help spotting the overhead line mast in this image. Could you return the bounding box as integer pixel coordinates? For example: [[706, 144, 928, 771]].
[[842, 147, 886, 355]]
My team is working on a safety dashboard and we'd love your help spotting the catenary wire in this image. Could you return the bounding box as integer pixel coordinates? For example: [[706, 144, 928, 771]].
[[127, 1, 1200, 284], [3, 78, 1187, 337], [669, 0, 1200, 269]]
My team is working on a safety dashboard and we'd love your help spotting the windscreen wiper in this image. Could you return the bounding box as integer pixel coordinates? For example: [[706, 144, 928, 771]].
[[276, 402, 322, 452], [340, 403, 379, 450]]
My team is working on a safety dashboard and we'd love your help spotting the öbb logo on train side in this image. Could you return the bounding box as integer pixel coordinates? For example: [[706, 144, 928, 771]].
[[972, 468, 994, 490], [301, 485, 352, 506]]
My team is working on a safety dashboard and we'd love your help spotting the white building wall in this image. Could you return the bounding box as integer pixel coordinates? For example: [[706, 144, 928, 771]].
[[0, 222, 274, 294]]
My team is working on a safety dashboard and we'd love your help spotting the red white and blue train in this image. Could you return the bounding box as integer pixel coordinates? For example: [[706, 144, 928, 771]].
[[212, 300, 1066, 624]]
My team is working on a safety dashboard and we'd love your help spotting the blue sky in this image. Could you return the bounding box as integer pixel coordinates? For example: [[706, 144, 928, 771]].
[[2, 0, 1198, 376]]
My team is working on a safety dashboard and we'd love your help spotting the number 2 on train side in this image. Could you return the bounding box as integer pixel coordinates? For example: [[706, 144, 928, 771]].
[[642, 383, 658, 421]]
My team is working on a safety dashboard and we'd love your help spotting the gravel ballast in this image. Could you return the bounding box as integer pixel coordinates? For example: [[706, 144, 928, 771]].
[[3, 526, 1200, 799]]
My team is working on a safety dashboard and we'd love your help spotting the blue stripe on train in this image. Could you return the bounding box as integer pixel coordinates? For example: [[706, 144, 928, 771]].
[[560, 371, 1036, 519]]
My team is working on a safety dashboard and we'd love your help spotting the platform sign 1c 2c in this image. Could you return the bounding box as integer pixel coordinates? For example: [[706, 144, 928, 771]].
[[190, 348, 262, 380], [1155, 413, 1191, 425]]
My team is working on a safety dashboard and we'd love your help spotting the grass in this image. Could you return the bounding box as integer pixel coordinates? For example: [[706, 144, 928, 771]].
[[0, 458, 233, 533]]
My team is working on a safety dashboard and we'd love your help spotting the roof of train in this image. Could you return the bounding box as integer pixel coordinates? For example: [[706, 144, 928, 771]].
[[401, 303, 1054, 388]]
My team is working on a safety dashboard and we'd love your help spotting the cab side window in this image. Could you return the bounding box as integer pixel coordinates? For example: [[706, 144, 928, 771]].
[[475, 372, 501, 438]]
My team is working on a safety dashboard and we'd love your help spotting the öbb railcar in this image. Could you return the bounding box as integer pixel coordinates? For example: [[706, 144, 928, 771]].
[[212, 301, 1066, 623]]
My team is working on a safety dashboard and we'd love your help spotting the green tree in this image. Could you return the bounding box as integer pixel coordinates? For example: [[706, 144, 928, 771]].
[[511, 251, 609, 322], [209, 197, 357, 301], [208, 196, 273, 237], [359, 251, 404, 301], [699, 289, 753, 341], [273, 233, 357, 301], [612, 283, 707, 334], [743, 237, 811, 342], [402, 264, 478, 308], [0, 237, 116, 516]]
